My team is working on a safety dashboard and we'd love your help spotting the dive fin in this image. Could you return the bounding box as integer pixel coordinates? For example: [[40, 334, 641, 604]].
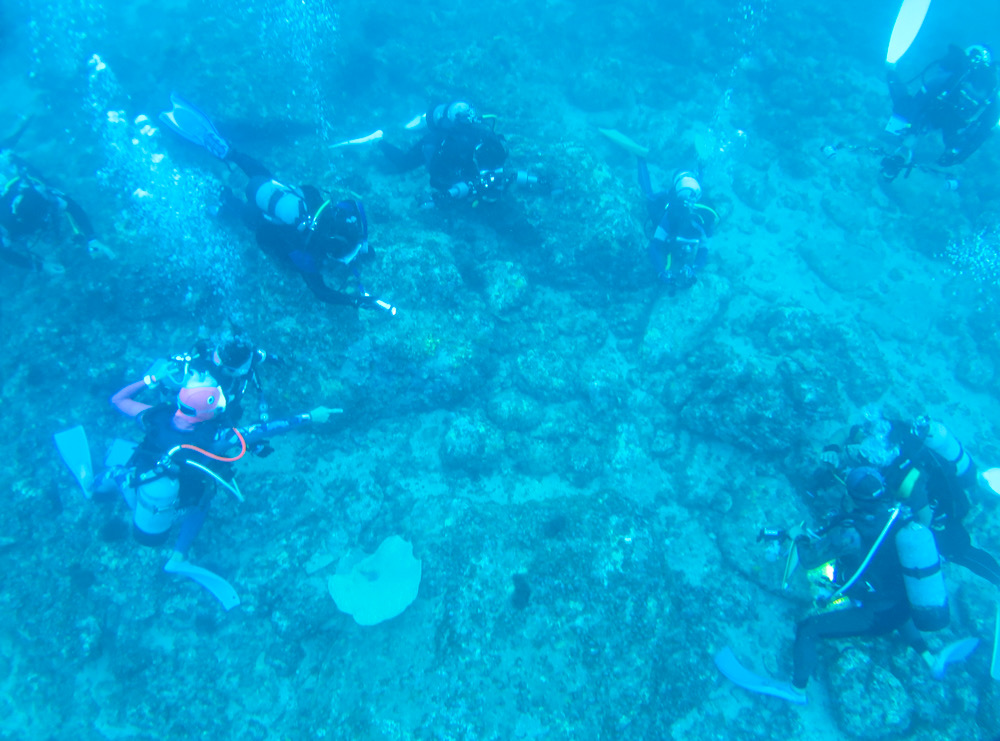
[[931, 637, 979, 680], [598, 128, 650, 158], [714, 646, 807, 704], [992, 601, 1000, 680], [0, 116, 32, 152], [54, 426, 94, 499], [159, 92, 230, 159], [404, 113, 426, 130], [887, 0, 932, 65], [781, 524, 802, 589], [164, 559, 240, 611], [331, 129, 384, 149], [104, 438, 137, 468]]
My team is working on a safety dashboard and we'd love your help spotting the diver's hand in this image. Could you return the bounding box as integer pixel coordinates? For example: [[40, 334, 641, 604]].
[[356, 294, 380, 310], [676, 265, 697, 288], [308, 406, 344, 424], [820, 450, 840, 468], [87, 239, 116, 259]]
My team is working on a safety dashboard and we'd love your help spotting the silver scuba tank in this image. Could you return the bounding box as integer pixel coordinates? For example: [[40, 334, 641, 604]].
[[923, 421, 972, 477], [132, 475, 180, 541], [895, 521, 949, 632]]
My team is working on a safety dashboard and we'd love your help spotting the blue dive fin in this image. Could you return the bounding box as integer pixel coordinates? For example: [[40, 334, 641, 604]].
[[714, 646, 807, 704], [54, 426, 94, 499], [159, 92, 230, 160]]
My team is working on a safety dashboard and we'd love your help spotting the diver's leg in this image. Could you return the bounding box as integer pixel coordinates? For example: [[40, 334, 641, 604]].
[[793, 605, 883, 688], [226, 150, 273, 180]]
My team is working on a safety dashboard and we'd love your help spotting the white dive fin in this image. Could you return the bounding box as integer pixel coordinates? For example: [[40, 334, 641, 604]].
[[887, 0, 931, 65], [931, 637, 979, 680], [714, 646, 807, 704], [404, 113, 426, 130], [104, 438, 137, 468], [331, 129, 384, 149], [54, 426, 94, 499], [165, 559, 241, 611], [992, 601, 1000, 681]]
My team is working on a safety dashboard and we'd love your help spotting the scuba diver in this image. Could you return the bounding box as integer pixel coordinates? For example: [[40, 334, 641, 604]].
[[881, 44, 1000, 181], [717, 467, 978, 704], [818, 412, 1000, 587], [145, 334, 279, 425], [638, 160, 718, 294], [158, 94, 391, 311], [1, 120, 114, 273], [380, 100, 549, 208], [100, 371, 340, 560]]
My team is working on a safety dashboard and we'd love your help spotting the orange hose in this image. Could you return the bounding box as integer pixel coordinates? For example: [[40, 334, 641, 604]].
[[180, 428, 247, 462]]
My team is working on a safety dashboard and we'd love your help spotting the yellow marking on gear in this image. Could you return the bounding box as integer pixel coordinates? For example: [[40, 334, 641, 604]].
[[897, 468, 921, 499]]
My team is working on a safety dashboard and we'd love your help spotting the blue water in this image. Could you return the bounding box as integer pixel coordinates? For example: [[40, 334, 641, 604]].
[[1, 0, 999, 738]]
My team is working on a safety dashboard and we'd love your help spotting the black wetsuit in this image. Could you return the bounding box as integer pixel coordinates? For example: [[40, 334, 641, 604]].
[[129, 405, 231, 546], [221, 150, 371, 306], [129, 404, 313, 549], [792, 510, 927, 689], [819, 419, 999, 585], [888, 46, 1000, 165], [637, 160, 715, 292], [880, 422, 999, 586], [0, 165, 98, 271], [381, 114, 511, 199]]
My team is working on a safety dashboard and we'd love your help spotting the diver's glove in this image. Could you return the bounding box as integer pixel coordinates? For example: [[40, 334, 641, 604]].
[[308, 406, 344, 424], [938, 148, 961, 167], [86, 238, 116, 259], [356, 294, 381, 310], [676, 265, 697, 288], [820, 445, 841, 468]]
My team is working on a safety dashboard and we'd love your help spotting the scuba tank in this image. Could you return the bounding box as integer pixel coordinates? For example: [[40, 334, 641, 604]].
[[250, 178, 307, 227], [895, 521, 949, 631], [130, 472, 180, 546], [923, 420, 973, 478]]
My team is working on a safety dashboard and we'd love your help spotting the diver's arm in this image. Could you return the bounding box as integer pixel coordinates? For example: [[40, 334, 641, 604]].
[[110, 379, 154, 418], [941, 100, 999, 165], [0, 244, 45, 271], [59, 194, 96, 243], [218, 407, 341, 449], [796, 525, 862, 570], [59, 192, 115, 258], [300, 270, 358, 306]]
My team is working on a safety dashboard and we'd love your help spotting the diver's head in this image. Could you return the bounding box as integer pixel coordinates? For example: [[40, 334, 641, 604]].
[[846, 467, 889, 508], [318, 199, 368, 261], [212, 337, 254, 378], [174, 372, 226, 427], [473, 137, 509, 171], [672, 171, 702, 203], [966, 45, 993, 69]]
